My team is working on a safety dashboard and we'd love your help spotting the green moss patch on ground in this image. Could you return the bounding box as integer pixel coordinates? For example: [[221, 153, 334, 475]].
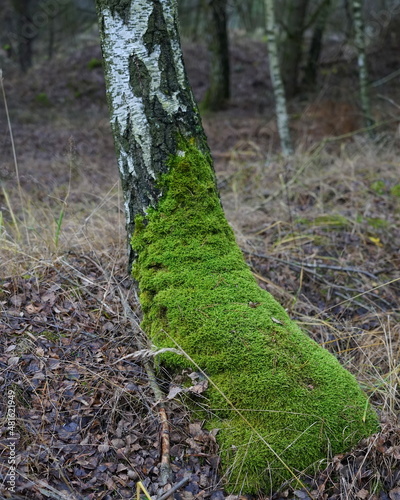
[[132, 140, 379, 493]]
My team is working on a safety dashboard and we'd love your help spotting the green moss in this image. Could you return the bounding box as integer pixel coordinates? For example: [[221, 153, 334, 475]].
[[366, 217, 389, 229], [132, 139, 378, 493], [370, 180, 386, 195], [87, 57, 103, 70], [35, 92, 51, 106], [39, 330, 65, 342], [390, 184, 400, 198], [313, 214, 351, 229]]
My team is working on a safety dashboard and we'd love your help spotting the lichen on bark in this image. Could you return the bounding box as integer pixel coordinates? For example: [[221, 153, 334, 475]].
[[96, 0, 208, 262], [132, 138, 378, 493]]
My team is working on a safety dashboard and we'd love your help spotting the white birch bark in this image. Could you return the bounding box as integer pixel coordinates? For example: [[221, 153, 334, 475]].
[[95, 0, 210, 262], [265, 0, 293, 156], [352, 0, 374, 130]]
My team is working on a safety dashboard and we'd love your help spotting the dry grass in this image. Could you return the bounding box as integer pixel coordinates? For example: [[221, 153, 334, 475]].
[[220, 133, 400, 412], [0, 178, 125, 277]]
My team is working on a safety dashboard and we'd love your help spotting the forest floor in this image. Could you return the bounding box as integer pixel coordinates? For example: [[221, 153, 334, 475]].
[[0, 28, 400, 500]]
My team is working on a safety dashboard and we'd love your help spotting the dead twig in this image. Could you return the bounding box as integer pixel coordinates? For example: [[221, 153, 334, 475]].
[[79, 255, 173, 489], [156, 477, 191, 500], [242, 249, 380, 280]]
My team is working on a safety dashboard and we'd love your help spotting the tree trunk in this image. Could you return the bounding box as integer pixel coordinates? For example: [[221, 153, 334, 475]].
[[202, 0, 230, 110], [96, 0, 378, 493], [303, 0, 331, 88], [265, 0, 293, 156], [280, 0, 309, 97], [48, 15, 55, 60], [351, 0, 374, 130], [95, 0, 210, 265], [11, 0, 35, 72]]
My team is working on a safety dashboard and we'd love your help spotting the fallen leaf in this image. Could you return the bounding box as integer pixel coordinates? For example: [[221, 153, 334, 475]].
[[189, 379, 208, 394], [26, 303, 42, 314], [167, 385, 185, 399], [389, 487, 400, 500], [367, 236, 383, 247], [98, 443, 110, 453], [8, 356, 20, 366], [385, 446, 400, 460], [189, 423, 203, 437], [10, 294, 24, 307], [41, 291, 57, 306]]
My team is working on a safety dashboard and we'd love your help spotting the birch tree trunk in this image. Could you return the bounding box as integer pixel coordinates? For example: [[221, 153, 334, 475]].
[[351, 0, 374, 130], [265, 0, 293, 156], [95, 0, 210, 264], [96, 0, 377, 493]]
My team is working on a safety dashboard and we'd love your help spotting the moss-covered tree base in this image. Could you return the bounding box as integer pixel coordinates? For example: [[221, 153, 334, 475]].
[[132, 139, 379, 494]]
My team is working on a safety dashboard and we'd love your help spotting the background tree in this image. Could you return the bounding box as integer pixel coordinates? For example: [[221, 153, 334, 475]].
[[351, 0, 374, 130], [265, 0, 293, 155], [280, 0, 309, 97], [3, 0, 97, 71], [10, 0, 36, 72], [96, 0, 378, 492], [303, 0, 332, 87], [202, 0, 230, 110]]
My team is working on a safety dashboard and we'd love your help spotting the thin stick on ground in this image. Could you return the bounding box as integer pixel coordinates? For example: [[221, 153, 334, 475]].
[[116, 290, 172, 490], [80, 255, 173, 490], [242, 249, 380, 280]]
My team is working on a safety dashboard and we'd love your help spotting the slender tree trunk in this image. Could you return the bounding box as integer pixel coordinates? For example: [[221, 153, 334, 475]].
[[303, 0, 331, 87], [265, 0, 293, 155], [11, 0, 35, 72], [48, 15, 55, 60], [280, 0, 309, 97], [352, 0, 374, 130], [344, 0, 353, 39], [203, 0, 230, 110], [96, 0, 377, 493]]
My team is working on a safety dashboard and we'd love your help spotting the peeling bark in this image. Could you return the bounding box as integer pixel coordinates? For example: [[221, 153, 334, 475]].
[[96, 0, 210, 263]]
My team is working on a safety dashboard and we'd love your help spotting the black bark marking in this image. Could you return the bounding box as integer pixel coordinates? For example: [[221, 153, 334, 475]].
[[129, 55, 151, 97], [97, 0, 131, 22]]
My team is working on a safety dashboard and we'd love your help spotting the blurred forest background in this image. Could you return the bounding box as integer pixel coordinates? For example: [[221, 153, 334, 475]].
[[1, 1, 400, 499]]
